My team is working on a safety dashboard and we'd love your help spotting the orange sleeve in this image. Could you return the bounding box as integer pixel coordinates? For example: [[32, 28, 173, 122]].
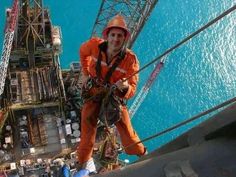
[[79, 37, 104, 75], [123, 54, 139, 99], [79, 39, 93, 76]]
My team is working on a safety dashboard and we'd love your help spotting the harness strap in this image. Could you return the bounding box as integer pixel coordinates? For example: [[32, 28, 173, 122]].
[[95, 49, 102, 79], [96, 42, 126, 84], [104, 52, 125, 83]]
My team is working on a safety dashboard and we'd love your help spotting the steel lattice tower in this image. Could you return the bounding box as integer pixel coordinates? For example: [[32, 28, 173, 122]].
[[16, 0, 47, 51], [91, 0, 158, 48]]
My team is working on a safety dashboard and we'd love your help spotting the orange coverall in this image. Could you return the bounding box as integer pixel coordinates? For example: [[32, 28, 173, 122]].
[[78, 37, 145, 164]]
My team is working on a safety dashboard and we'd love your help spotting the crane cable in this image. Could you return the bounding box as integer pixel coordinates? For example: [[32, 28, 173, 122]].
[[122, 4, 236, 150], [125, 96, 236, 151]]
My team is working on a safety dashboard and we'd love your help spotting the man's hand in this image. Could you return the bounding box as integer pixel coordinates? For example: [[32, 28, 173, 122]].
[[115, 78, 129, 91]]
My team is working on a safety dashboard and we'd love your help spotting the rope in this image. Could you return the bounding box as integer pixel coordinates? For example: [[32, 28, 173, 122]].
[[124, 96, 236, 150], [121, 3, 236, 152], [124, 4, 236, 81], [83, 4, 236, 154]]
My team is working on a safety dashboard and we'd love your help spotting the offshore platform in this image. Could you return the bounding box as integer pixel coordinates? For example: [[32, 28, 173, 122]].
[[0, 0, 158, 176], [0, 0, 73, 175], [0, 0, 236, 176]]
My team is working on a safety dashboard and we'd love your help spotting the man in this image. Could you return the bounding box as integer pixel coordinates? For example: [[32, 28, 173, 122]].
[[74, 14, 146, 176]]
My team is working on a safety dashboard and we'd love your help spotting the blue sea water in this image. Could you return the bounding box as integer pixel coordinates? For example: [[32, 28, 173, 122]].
[[0, 0, 235, 162]]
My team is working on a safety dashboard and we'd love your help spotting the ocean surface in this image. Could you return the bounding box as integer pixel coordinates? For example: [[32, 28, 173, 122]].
[[0, 0, 235, 162]]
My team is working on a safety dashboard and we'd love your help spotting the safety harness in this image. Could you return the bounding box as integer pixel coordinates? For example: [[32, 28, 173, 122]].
[[85, 42, 126, 168], [96, 42, 126, 126], [82, 41, 126, 127], [96, 41, 126, 84]]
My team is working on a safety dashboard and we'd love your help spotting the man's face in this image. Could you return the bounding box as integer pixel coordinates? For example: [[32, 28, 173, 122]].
[[107, 28, 126, 53]]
